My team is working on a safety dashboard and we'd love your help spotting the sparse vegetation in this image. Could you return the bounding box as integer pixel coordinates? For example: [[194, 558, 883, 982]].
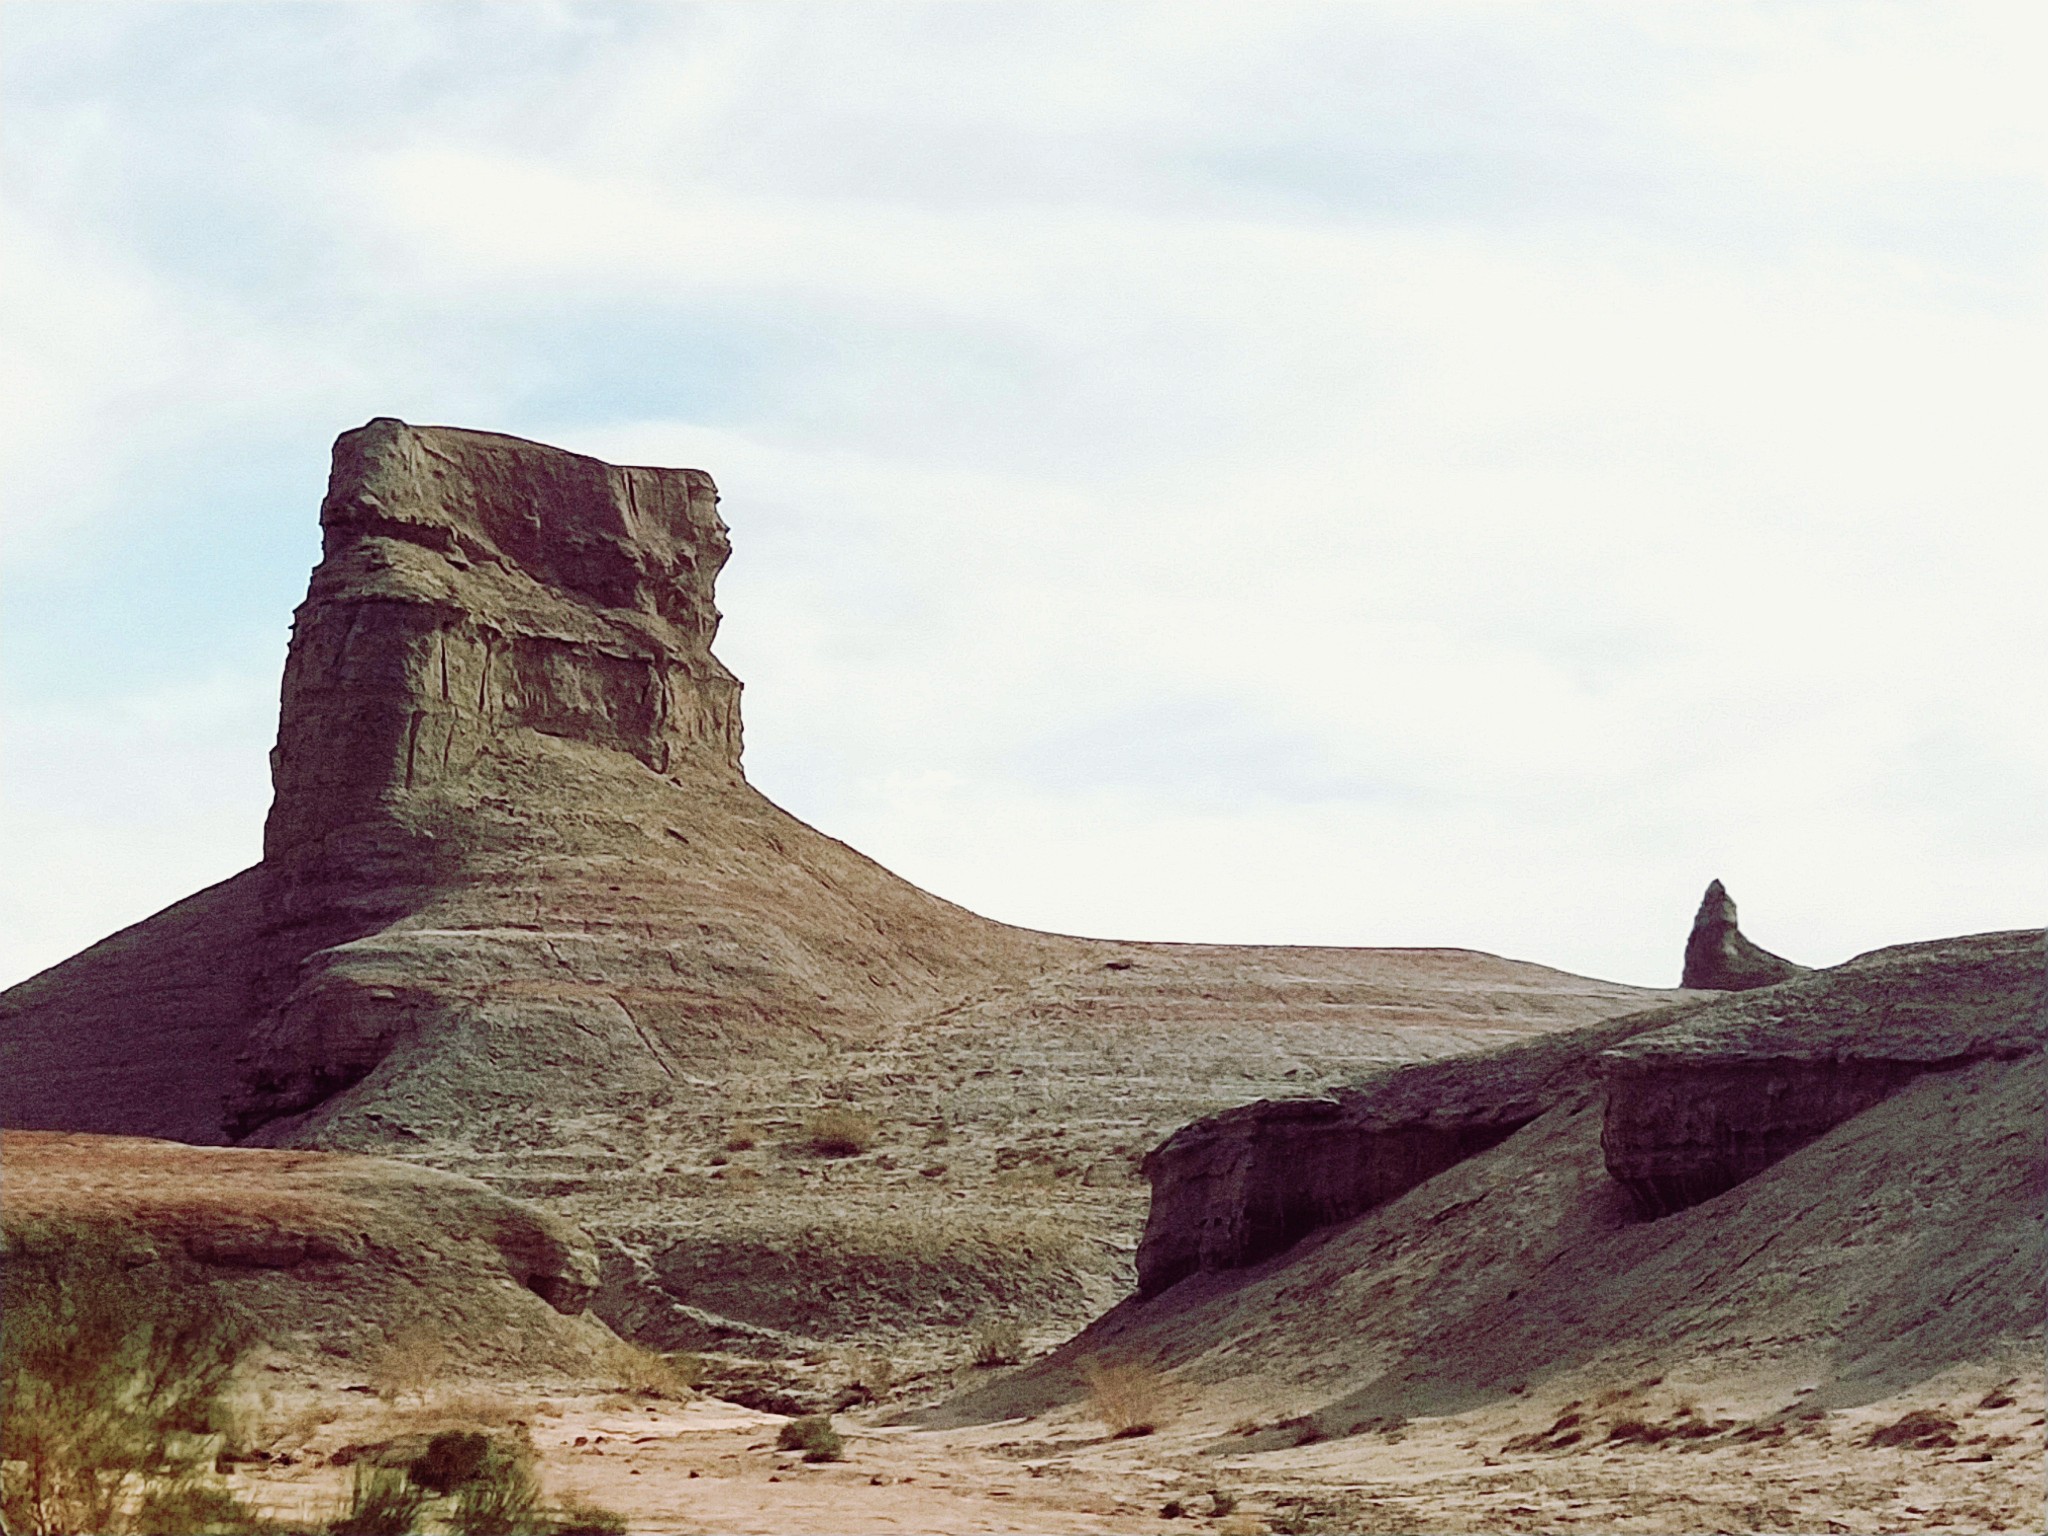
[[1083, 1359, 1169, 1438], [2, 1239, 262, 1536], [836, 1349, 894, 1407], [776, 1414, 845, 1462], [724, 1123, 760, 1152], [369, 1324, 450, 1405], [804, 1107, 880, 1156], [444, 1434, 541, 1536], [603, 1339, 698, 1400], [552, 1505, 630, 1536], [329, 1463, 430, 1535], [971, 1318, 1025, 1367], [1865, 1409, 1959, 1450]]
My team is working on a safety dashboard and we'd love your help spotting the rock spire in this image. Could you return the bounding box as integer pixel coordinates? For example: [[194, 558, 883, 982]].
[[1680, 879, 1804, 991]]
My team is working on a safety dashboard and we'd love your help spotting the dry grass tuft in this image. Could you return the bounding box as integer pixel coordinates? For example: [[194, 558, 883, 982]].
[[369, 1323, 449, 1405], [602, 1339, 698, 1400], [971, 1318, 1026, 1367], [1084, 1358, 1171, 1438], [724, 1123, 760, 1152], [805, 1107, 879, 1156], [1865, 1409, 1959, 1450]]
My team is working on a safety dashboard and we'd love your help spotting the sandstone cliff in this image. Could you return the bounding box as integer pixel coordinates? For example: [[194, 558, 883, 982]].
[[1603, 927, 2044, 1216], [0, 419, 1672, 1352], [1130, 926, 2041, 1297]]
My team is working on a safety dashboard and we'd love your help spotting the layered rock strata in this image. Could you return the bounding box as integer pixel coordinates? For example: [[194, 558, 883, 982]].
[[1136, 926, 2044, 1291], [1134, 1004, 1698, 1295], [1681, 878, 1805, 990], [1, 1130, 606, 1371], [1602, 928, 2045, 1216], [0, 418, 1678, 1350]]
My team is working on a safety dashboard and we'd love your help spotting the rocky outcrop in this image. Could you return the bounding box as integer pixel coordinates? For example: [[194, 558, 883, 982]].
[[1604, 929, 2045, 1217], [1681, 879, 1805, 990], [266, 419, 742, 866], [0, 1130, 609, 1370], [2, 420, 1078, 1150], [1, 418, 1679, 1351], [1134, 1004, 1698, 1295]]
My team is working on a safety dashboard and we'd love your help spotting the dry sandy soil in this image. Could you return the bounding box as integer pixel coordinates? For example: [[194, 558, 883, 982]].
[[207, 1358, 2045, 1535]]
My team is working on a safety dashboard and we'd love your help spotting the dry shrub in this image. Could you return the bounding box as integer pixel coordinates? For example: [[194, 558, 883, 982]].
[[805, 1107, 879, 1156], [1865, 1409, 1959, 1450], [971, 1318, 1026, 1367], [1216, 1516, 1266, 1536], [725, 1122, 760, 1152], [603, 1339, 697, 1400], [328, 1463, 428, 1535], [837, 1349, 894, 1406], [369, 1323, 449, 1405], [1, 1239, 262, 1536], [1084, 1358, 1170, 1438], [776, 1414, 844, 1463]]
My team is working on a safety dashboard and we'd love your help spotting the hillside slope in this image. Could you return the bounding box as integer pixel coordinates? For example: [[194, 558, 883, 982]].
[[0, 419, 1667, 1350]]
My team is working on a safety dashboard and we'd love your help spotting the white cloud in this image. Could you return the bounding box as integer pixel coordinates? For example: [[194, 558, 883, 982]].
[[3, 1, 2042, 988]]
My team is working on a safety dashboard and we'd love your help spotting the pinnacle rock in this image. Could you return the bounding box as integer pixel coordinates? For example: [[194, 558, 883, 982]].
[[1681, 879, 1805, 991]]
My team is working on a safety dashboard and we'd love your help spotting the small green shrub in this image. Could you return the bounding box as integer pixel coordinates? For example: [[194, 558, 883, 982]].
[[410, 1428, 491, 1494], [2, 1238, 259, 1536], [445, 1439, 542, 1536], [776, 1414, 845, 1463]]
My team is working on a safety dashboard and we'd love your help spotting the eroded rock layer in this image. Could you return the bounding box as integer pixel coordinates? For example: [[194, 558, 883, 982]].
[[0, 418, 1674, 1350], [1134, 1004, 1698, 1295], [1603, 928, 2045, 1216], [1, 1130, 608, 1372]]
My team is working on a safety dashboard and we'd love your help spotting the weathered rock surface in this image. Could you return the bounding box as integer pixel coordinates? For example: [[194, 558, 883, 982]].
[[0, 418, 1674, 1351], [1603, 928, 2045, 1216], [0, 1130, 609, 1371], [1681, 878, 1805, 990], [1134, 1001, 1704, 1295]]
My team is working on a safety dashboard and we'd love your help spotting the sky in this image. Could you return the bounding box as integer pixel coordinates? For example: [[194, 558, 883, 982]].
[[3, 0, 2043, 991]]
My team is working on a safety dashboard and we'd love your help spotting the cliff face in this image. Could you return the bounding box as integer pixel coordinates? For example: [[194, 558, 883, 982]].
[[1602, 929, 2045, 1217], [1136, 928, 2044, 1291], [2, 419, 1068, 1151], [1133, 1004, 1699, 1295], [0, 418, 1678, 1352], [266, 419, 742, 867]]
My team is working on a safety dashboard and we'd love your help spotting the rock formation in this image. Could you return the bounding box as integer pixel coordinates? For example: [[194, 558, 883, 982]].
[[1603, 928, 2045, 1216], [1132, 927, 2043, 1297], [1, 1130, 608, 1372], [0, 418, 1675, 1350], [1681, 878, 1805, 990], [1133, 1006, 1690, 1295], [0, 419, 1071, 1151]]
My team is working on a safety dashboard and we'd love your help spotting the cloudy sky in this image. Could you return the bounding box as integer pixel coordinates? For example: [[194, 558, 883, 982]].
[[3, 1, 2042, 990]]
